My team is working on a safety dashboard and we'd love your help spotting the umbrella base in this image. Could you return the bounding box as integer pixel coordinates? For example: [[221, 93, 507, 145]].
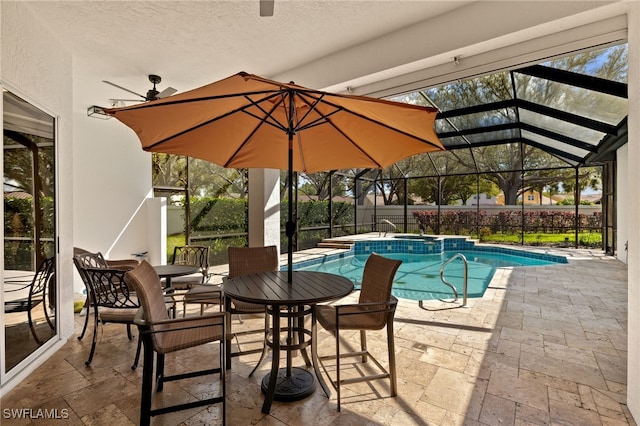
[[261, 367, 316, 401]]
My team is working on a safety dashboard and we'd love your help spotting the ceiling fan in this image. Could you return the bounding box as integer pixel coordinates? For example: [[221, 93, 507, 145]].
[[103, 74, 177, 103], [260, 0, 274, 17]]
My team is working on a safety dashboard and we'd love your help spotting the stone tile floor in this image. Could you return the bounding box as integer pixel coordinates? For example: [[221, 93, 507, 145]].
[[1, 245, 635, 425]]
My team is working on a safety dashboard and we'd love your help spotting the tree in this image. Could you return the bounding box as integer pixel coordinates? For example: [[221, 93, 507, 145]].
[[560, 166, 601, 205], [4, 132, 55, 198], [152, 154, 248, 198], [395, 44, 626, 205], [298, 172, 348, 201], [152, 153, 187, 188], [188, 158, 247, 199]]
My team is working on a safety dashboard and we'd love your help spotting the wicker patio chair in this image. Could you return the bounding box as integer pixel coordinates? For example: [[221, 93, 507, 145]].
[[125, 260, 226, 426], [224, 245, 278, 370], [313, 253, 402, 411]]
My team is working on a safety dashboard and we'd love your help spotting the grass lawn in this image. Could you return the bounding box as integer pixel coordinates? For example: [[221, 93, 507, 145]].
[[166, 234, 186, 261], [480, 232, 602, 247]]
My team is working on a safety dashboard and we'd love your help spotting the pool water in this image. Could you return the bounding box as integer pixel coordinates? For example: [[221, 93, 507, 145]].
[[295, 251, 562, 301]]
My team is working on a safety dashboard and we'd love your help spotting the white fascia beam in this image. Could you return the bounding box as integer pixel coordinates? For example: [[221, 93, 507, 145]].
[[272, 1, 628, 97]]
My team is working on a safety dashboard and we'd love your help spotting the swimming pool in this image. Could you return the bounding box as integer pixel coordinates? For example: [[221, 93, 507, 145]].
[[292, 238, 567, 301]]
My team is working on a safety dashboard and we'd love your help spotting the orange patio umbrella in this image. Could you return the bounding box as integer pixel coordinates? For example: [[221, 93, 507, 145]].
[[105, 71, 444, 281]]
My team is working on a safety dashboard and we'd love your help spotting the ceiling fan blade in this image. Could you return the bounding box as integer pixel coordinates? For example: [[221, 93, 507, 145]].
[[260, 0, 274, 17], [109, 98, 144, 103], [157, 87, 178, 98], [102, 80, 146, 99]]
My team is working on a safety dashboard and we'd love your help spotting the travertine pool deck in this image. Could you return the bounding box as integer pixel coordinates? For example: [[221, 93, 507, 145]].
[[1, 243, 633, 425]]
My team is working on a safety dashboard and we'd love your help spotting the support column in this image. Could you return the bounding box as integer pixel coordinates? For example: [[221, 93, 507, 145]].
[[627, 2, 640, 420], [248, 169, 281, 252]]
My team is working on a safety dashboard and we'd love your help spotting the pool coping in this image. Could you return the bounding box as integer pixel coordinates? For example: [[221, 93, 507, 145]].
[[285, 233, 568, 271]]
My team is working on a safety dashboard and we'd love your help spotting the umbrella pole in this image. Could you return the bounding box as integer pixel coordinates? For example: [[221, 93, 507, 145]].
[[286, 131, 295, 284]]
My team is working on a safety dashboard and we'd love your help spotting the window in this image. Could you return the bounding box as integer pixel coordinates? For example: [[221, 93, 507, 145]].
[[3, 89, 57, 372]]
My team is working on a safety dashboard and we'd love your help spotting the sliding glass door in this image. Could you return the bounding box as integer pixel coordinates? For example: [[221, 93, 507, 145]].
[[2, 90, 57, 372]]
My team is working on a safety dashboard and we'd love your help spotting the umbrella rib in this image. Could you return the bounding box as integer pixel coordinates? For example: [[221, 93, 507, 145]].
[[288, 93, 382, 167], [297, 91, 443, 150], [223, 92, 289, 168], [114, 89, 282, 110], [144, 91, 288, 151], [291, 92, 326, 132], [239, 92, 289, 133]]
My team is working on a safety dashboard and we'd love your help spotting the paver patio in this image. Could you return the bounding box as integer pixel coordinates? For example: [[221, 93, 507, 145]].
[[0, 245, 634, 425]]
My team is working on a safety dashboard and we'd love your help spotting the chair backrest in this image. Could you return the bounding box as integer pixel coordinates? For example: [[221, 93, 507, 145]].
[[73, 247, 91, 257], [83, 267, 139, 309], [228, 246, 279, 278], [358, 253, 402, 327], [172, 245, 210, 281], [73, 251, 109, 271], [28, 257, 56, 307], [73, 252, 109, 291], [125, 260, 170, 324]]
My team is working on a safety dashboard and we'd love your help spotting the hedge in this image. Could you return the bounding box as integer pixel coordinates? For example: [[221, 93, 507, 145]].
[[413, 210, 602, 235]]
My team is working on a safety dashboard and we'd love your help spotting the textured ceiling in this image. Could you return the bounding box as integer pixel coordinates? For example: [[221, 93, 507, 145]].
[[24, 1, 468, 106]]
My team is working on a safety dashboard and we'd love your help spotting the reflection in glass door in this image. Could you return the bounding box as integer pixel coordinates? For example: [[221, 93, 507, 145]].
[[3, 90, 56, 372]]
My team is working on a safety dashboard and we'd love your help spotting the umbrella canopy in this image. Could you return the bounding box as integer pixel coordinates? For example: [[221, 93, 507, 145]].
[[106, 71, 444, 281]]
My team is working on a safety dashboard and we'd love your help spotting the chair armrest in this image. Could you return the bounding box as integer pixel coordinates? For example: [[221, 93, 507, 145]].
[[105, 259, 139, 270], [333, 298, 397, 317], [134, 309, 227, 330]]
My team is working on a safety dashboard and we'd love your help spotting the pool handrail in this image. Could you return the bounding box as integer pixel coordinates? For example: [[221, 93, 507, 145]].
[[378, 219, 396, 237], [441, 253, 468, 307], [418, 253, 468, 309]]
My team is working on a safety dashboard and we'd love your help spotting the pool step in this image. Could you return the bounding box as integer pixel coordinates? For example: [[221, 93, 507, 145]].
[[317, 239, 354, 249]]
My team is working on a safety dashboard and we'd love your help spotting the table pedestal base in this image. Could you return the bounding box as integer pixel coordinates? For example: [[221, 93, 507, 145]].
[[261, 367, 315, 401]]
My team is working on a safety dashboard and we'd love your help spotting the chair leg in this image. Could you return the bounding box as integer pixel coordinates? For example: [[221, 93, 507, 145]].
[[297, 306, 311, 367], [131, 336, 142, 370], [225, 336, 233, 370], [360, 329, 368, 363], [335, 327, 341, 412], [156, 353, 165, 392], [224, 298, 233, 370], [248, 313, 270, 377], [139, 335, 154, 426], [85, 310, 100, 366], [219, 331, 226, 423], [78, 304, 90, 340], [78, 295, 91, 341], [126, 324, 133, 341], [312, 309, 331, 398], [387, 322, 397, 396]]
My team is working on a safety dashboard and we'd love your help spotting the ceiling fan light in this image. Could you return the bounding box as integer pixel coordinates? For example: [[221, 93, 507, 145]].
[[87, 105, 112, 119]]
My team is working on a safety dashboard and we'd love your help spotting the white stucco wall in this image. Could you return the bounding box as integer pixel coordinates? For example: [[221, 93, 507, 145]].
[[0, 1, 73, 393], [72, 59, 163, 285]]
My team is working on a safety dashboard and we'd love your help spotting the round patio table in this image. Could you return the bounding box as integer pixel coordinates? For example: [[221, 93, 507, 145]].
[[222, 270, 354, 414], [152, 264, 199, 291]]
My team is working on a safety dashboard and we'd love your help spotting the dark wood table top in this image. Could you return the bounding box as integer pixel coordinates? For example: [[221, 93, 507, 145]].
[[152, 264, 199, 278], [223, 271, 354, 306]]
